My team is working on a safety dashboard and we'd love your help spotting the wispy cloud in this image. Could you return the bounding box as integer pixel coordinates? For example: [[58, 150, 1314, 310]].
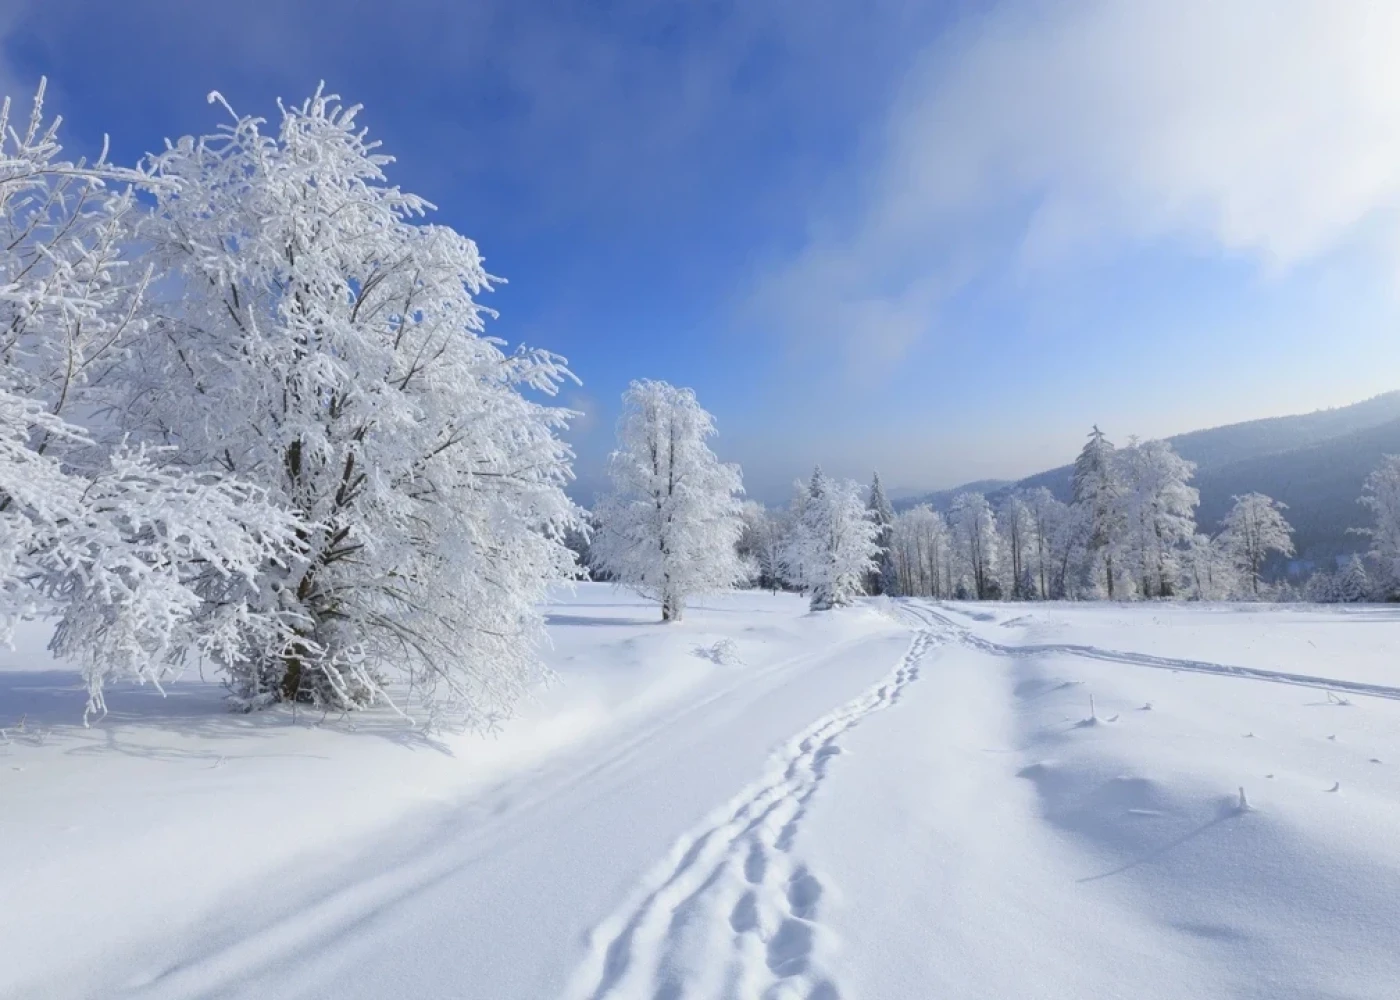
[[755, 0, 1400, 366]]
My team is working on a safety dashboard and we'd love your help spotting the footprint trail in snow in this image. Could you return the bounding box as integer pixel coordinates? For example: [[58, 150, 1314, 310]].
[[564, 617, 943, 1000]]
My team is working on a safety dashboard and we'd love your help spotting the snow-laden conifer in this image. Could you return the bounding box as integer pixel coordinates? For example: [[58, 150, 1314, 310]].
[[125, 87, 581, 721], [867, 472, 898, 596], [591, 380, 744, 621], [785, 468, 879, 611], [1335, 555, 1369, 603]]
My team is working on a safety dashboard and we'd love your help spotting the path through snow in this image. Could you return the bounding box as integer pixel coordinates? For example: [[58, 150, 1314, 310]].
[[565, 619, 941, 1000], [7, 589, 1400, 999]]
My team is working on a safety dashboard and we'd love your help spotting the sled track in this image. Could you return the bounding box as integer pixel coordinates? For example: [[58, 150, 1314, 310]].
[[565, 620, 943, 1000], [915, 603, 1400, 703]]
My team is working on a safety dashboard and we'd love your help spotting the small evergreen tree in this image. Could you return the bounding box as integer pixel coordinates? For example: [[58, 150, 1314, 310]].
[[1304, 570, 1338, 603], [785, 468, 879, 611], [867, 472, 899, 596], [1336, 555, 1369, 603]]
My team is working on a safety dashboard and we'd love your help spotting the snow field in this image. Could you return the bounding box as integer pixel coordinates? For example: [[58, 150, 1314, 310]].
[[803, 601, 1400, 999], [5, 589, 1400, 998]]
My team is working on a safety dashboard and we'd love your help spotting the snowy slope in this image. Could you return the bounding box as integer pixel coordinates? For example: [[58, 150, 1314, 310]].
[[0, 585, 908, 999], [5, 588, 1400, 999]]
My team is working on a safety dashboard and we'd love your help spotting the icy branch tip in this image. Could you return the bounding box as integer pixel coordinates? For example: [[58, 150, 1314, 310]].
[[206, 90, 238, 119]]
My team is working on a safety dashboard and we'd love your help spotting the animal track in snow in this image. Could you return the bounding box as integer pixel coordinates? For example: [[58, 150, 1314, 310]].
[[564, 623, 942, 1000]]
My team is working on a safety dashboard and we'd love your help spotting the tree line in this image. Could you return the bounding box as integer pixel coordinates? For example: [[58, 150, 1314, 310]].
[[585, 403, 1400, 613]]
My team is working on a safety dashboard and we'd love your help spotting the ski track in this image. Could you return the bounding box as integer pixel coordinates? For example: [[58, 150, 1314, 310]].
[[922, 604, 1400, 702], [566, 613, 943, 1000], [567, 598, 1400, 1000]]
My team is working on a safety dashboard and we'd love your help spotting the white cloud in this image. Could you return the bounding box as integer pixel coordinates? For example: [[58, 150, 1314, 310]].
[[757, 0, 1400, 361]]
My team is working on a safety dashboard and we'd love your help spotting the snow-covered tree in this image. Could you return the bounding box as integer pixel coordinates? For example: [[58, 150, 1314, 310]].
[[785, 468, 879, 611], [125, 87, 582, 720], [1219, 493, 1294, 598], [1026, 487, 1071, 600], [1335, 555, 1369, 603], [892, 504, 950, 598], [949, 492, 999, 600], [1359, 455, 1400, 597], [997, 492, 1036, 599], [1304, 569, 1337, 603], [1118, 438, 1198, 599], [593, 380, 744, 621], [737, 501, 787, 593], [866, 472, 898, 596], [1071, 426, 1127, 599], [1183, 533, 1235, 600], [0, 81, 299, 719]]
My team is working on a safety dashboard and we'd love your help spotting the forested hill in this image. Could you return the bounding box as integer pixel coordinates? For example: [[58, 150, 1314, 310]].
[[898, 392, 1400, 565]]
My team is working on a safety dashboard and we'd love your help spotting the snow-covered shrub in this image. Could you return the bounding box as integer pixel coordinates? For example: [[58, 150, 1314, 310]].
[[695, 638, 743, 666]]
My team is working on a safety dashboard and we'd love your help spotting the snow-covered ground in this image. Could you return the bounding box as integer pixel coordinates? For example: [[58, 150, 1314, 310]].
[[5, 585, 1400, 999]]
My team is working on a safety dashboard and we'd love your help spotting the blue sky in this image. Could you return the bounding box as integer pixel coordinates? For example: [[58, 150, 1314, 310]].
[[6, 0, 1399, 503]]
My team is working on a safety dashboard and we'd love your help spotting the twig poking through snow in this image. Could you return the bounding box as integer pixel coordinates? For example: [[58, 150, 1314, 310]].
[[1326, 781, 1341, 793], [694, 639, 743, 666], [1237, 786, 1251, 812], [1326, 690, 1352, 706]]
